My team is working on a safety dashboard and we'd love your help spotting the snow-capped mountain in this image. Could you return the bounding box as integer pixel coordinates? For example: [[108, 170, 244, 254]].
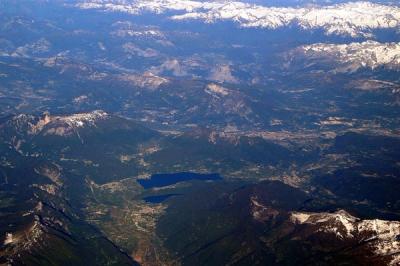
[[287, 40, 400, 72], [75, 0, 400, 37], [52, 110, 109, 128], [6, 111, 109, 138], [291, 210, 400, 265]]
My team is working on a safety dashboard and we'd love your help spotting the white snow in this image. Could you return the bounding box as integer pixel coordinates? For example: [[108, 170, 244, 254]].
[[293, 41, 400, 71], [75, 1, 400, 37]]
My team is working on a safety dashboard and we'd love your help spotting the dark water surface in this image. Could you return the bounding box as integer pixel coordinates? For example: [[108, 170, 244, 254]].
[[143, 194, 181, 203], [138, 172, 222, 189]]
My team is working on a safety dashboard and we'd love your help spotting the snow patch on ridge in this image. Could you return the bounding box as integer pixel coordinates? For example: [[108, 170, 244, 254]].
[[3, 233, 13, 245]]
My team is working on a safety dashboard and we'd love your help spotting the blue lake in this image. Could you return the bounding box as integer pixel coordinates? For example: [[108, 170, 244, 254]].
[[138, 172, 222, 189], [143, 194, 181, 203]]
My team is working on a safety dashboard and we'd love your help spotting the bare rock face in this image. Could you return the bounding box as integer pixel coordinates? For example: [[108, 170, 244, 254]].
[[209, 65, 238, 84], [119, 72, 169, 90]]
